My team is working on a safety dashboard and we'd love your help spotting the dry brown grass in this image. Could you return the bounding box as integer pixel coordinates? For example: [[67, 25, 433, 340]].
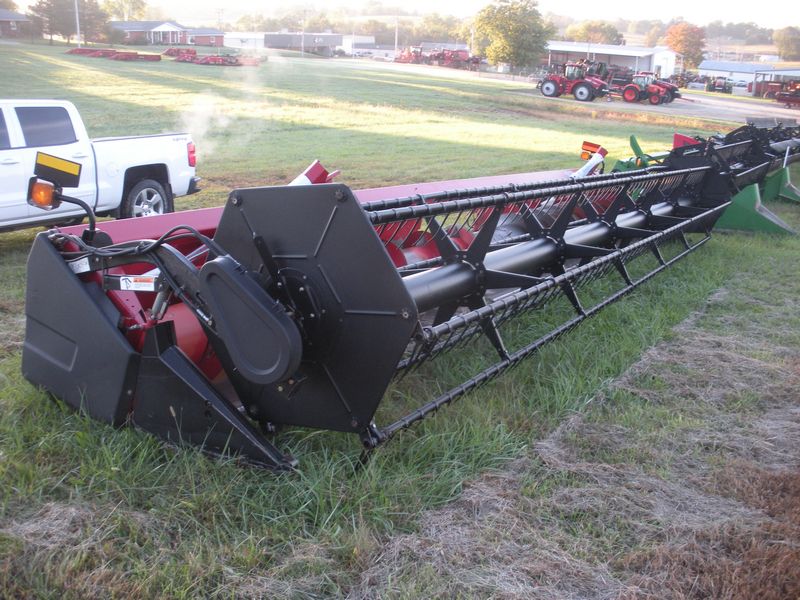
[[619, 520, 800, 600], [348, 281, 800, 599]]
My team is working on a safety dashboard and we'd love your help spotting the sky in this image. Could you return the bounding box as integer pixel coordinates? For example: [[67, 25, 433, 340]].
[[13, 0, 798, 30]]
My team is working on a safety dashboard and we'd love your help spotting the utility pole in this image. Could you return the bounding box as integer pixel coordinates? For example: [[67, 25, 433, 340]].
[[394, 16, 398, 56], [300, 10, 305, 57], [73, 0, 81, 47]]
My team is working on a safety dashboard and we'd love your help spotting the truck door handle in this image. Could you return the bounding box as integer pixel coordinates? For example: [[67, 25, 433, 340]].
[[0, 158, 20, 165], [71, 153, 88, 159]]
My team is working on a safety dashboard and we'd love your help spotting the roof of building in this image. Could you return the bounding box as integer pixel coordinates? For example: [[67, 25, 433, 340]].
[[0, 9, 30, 22], [546, 40, 673, 58], [698, 60, 775, 73], [185, 28, 223, 35], [420, 42, 468, 51], [354, 44, 395, 51], [108, 21, 185, 32], [263, 32, 343, 44]]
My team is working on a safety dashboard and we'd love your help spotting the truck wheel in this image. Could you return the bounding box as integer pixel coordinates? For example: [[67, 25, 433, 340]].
[[573, 84, 593, 101], [622, 86, 639, 102], [541, 80, 559, 97], [121, 179, 172, 219]]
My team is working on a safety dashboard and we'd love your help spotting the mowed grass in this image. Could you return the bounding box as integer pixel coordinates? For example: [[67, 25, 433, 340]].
[[1, 42, 799, 597]]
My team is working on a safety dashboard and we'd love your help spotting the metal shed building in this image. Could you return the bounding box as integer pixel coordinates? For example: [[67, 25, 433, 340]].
[[544, 41, 681, 77]]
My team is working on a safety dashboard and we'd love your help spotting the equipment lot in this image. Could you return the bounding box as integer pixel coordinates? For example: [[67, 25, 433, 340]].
[[1, 43, 799, 598], [519, 86, 800, 123]]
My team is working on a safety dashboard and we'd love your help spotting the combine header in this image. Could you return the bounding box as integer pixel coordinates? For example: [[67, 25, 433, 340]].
[[20, 125, 800, 470], [613, 118, 800, 233]]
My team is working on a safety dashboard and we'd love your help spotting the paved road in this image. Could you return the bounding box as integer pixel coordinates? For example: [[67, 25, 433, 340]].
[[630, 91, 797, 124], [569, 90, 799, 125]]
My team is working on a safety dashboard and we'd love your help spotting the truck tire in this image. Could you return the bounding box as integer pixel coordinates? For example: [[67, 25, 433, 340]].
[[622, 86, 639, 102], [573, 83, 593, 101], [120, 179, 172, 219], [541, 80, 559, 97]]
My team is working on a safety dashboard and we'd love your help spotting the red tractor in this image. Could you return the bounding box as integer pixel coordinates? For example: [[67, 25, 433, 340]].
[[776, 88, 800, 108], [620, 73, 670, 105], [638, 71, 681, 102], [396, 46, 423, 64], [539, 62, 609, 102]]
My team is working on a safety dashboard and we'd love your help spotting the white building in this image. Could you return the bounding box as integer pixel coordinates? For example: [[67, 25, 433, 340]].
[[698, 60, 768, 84], [337, 35, 376, 56], [544, 40, 681, 77], [224, 32, 266, 49]]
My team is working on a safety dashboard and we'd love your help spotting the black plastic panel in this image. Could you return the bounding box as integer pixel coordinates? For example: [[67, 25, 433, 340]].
[[214, 184, 418, 432], [22, 234, 138, 426], [199, 255, 302, 385]]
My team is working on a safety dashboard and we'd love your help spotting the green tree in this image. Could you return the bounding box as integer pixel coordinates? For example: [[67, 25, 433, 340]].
[[413, 13, 460, 43], [455, 17, 490, 56], [564, 20, 622, 44], [474, 0, 553, 69], [628, 19, 663, 39], [665, 22, 705, 68], [304, 14, 333, 32], [101, 0, 144, 21], [355, 19, 393, 44], [774, 27, 800, 60], [0, 0, 18, 10], [644, 23, 665, 47], [28, 0, 76, 43], [79, 0, 108, 42]]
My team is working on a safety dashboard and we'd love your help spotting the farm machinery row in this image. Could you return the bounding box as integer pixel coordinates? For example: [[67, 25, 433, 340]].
[[539, 61, 680, 105], [395, 47, 481, 70], [164, 47, 262, 67], [65, 47, 261, 67], [20, 121, 800, 470], [66, 47, 161, 61]]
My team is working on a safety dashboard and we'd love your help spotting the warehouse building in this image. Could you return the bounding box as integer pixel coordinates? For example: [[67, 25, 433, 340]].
[[544, 40, 681, 78], [262, 33, 343, 57]]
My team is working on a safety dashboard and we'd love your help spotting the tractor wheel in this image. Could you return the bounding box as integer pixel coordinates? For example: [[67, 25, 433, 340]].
[[648, 94, 662, 105], [666, 91, 675, 102], [573, 83, 594, 101], [541, 80, 559, 97], [622, 86, 639, 102]]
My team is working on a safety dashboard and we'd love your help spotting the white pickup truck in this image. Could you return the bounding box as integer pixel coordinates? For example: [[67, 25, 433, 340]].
[[0, 99, 200, 232]]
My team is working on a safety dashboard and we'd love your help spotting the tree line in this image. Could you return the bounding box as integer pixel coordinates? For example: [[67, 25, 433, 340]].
[[4, 0, 799, 67], [233, 3, 799, 67]]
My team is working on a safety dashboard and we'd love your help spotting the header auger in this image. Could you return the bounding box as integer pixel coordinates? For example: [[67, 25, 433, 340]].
[[21, 123, 800, 471]]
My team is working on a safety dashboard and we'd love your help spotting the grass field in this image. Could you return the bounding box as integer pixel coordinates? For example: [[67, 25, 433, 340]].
[[1, 42, 799, 598]]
